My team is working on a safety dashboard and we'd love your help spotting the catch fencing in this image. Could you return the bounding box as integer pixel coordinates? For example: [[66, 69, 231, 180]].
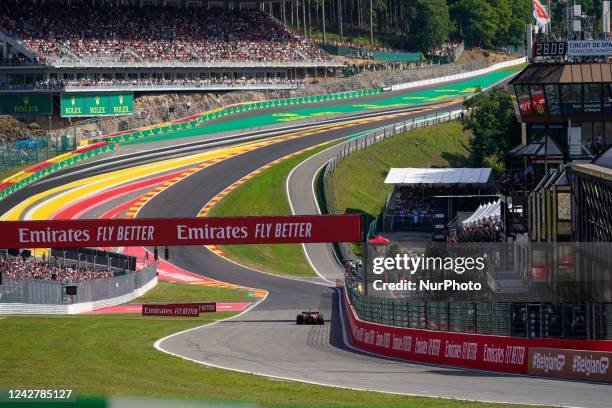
[[0, 135, 73, 171], [345, 277, 612, 340], [0, 262, 157, 305]]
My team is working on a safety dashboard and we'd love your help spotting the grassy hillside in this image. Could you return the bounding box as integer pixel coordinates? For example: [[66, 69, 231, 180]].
[[332, 120, 472, 219]]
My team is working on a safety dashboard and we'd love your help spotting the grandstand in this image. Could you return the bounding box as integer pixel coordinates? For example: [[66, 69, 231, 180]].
[[0, 0, 342, 94]]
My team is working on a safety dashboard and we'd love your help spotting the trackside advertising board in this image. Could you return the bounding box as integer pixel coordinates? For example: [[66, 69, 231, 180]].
[[61, 93, 133, 117], [142, 304, 200, 317], [0, 215, 362, 248], [528, 347, 612, 383], [342, 289, 612, 375], [568, 40, 612, 57], [0, 94, 52, 115]]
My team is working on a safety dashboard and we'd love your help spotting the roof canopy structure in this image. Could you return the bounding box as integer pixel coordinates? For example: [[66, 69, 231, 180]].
[[384, 168, 493, 185], [508, 135, 563, 158], [510, 63, 612, 85]]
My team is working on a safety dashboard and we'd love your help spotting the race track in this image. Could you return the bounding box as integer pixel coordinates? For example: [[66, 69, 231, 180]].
[[3, 73, 611, 407], [138, 129, 612, 408]]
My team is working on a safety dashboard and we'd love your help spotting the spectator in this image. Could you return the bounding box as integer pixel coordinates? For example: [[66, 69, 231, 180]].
[[0, 256, 115, 283], [393, 186, 434, 226], [431, 42, 462, 58], [0, 4, 333, 64]]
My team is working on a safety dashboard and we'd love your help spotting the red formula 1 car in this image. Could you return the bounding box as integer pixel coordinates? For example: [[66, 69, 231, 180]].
[[296, 309, 325, 325]]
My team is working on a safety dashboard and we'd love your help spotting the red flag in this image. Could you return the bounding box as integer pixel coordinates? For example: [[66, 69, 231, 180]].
[[533, 0, 550, 28]]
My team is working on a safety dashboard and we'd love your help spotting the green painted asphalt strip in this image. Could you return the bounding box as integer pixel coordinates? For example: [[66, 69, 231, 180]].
[[124, 71, 512, 145]]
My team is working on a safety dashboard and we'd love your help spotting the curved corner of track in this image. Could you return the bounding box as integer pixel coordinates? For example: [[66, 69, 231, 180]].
[[135, 132, 611, 408]]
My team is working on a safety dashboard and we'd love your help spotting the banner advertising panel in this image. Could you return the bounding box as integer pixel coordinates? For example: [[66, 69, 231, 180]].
[[198, 302, 217, 313], [0, 214, 362, 248], [528, 348, 612, 383], [142, 303, 200, 317], [0, 94, 52, 115], [342, 289, 612, 374], [568, 40, 612, 56], [61, 93, 133, 117]]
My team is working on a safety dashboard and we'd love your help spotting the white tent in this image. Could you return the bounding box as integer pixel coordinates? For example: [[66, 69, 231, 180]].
[[385, 168, 493, 185], [462, 200, 501, 226]]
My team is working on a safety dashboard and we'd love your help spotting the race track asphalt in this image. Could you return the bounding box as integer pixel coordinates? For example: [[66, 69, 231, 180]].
[[3, 77, 611, 407], [136, 119, 612, 408]]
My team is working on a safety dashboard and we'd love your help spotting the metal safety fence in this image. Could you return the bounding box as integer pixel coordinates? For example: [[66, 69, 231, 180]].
[[0, 135, 74, 171], [0, 262, 157, 305], [345, 277, 612, 340]]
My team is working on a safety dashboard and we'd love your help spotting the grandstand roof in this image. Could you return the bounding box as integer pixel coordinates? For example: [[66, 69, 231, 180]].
[[384, 168, 493, 185], [510, 63, 612, 85]]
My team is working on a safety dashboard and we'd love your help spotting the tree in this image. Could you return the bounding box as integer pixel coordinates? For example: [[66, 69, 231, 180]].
[[462, 87, 518, 166], [410, 0, 452, 53], [450, 0, 497, 47], [490, 0, 512, 46], [505, 0, 531, 47]]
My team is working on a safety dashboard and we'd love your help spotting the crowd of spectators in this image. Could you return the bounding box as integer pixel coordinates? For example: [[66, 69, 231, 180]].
[[0, 256, 114, 283], [456, 219, 502, 242], [314, 39, 395, 53], [393, 186, 434, 225], [0, 4, 333, 63], [30, 76, 304, 90], [431, 41, 462, 57]]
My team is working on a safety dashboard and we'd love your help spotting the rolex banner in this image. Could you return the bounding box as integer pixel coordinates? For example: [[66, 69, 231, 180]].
[[61, 93, 133, 117], [0, 94, 52, 115]]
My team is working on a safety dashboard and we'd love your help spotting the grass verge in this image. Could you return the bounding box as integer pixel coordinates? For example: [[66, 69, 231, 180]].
[[129, 281, 259, 304], [208, 143, 337, 277], [332, 120, 472, 219], [0, 280, 537, 408]]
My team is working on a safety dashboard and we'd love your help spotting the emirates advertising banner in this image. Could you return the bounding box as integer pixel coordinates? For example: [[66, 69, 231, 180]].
[[0, 214, 362, 248], [342, 290, 612, 375]]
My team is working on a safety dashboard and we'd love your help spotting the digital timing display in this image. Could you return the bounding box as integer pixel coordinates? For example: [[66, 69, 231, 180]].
[[534, 42, 567, 57]]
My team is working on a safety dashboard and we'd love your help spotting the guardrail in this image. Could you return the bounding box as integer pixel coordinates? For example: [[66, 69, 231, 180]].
[[389, 57, 526, 92]]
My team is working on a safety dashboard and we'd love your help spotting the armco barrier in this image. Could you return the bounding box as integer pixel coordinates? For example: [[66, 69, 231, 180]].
[[0, 142, 117, 201], [341, 288, 612, 374], [104, 88, 383, 145], [389, 57, 526, 92]]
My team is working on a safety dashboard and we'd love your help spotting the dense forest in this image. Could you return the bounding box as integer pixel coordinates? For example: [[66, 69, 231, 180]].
[[274, 0, 608, 53]]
